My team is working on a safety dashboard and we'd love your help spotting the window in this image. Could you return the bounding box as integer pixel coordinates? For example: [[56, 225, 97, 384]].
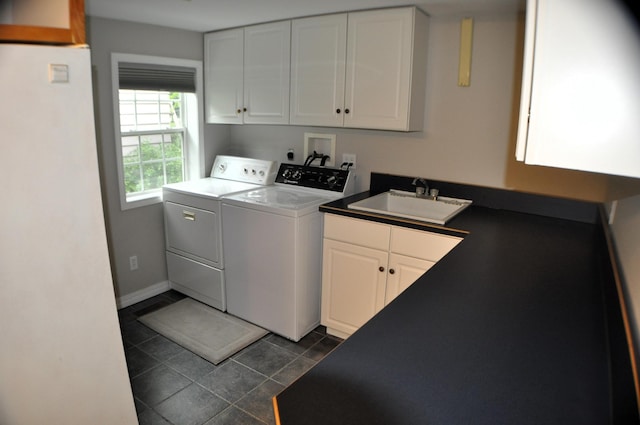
[[112, 54, 204, 210]]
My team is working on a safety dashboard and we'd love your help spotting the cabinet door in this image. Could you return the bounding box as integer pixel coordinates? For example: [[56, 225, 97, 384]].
[[321, 239, 388, 338], [385, 253, 434, 305], [290, 14, 347, 127], [344, 8, 414, 131], [204, 29, 244, 124], [516, 0, 640, 178], [243, 21, 291, 124]]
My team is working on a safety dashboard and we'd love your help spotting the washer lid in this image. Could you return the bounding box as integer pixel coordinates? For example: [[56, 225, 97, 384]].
[[224, 186, 336, 215], [163, 178, 261, 199]]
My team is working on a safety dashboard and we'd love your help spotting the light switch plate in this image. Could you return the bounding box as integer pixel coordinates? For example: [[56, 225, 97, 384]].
[[49, 64, 69, 83]]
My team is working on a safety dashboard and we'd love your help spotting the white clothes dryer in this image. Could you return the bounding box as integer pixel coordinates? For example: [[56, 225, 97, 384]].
[[162, 155, 277, 310]]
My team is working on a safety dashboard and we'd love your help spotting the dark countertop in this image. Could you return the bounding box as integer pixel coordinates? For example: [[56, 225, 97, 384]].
[[275, 175, 639, 424]]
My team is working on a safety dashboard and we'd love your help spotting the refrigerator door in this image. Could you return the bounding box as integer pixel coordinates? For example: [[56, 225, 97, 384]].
[[0, 44, 137, 424]]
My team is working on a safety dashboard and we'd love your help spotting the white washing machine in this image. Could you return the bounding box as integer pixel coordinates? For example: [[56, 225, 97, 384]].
[[221, 163, 355, 341], [162, 155, 277, 311]]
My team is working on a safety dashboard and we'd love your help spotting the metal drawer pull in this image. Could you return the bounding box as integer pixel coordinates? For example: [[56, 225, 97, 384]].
[[183, 210, 196, 221]]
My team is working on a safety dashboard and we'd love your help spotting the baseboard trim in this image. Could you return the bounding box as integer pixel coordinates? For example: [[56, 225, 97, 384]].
[[116, 280, 171, 309]]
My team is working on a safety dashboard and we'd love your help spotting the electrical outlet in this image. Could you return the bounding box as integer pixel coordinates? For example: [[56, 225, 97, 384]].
[[342, 153, 357, 170], [129, 255, 138, 271]]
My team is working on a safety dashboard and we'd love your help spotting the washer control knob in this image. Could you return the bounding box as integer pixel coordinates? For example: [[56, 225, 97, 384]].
[[292, 170, 303, 180]]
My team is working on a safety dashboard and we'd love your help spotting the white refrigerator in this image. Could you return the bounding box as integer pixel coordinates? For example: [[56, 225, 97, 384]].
[[0, 44, 137, 424]]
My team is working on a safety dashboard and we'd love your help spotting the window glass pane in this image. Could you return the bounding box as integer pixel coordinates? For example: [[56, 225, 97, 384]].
[[118, 88, 187, 200], [124, 164, 142, 194], [142, 163, 165, 191], [164, 133, 183, 160], [140, 135, 164, 162], [166, 159, 184, 184], [122, 136, 140, 164]]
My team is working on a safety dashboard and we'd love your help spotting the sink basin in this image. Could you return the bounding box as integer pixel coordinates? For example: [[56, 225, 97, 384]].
[[348, 190, 472, 225]]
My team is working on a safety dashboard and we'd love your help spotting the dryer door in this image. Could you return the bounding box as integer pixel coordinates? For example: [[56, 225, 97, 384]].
[[165, 201, 221, 267]]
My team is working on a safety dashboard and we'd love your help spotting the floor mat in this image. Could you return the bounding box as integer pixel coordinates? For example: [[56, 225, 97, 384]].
[[138, 298, 268, 364]]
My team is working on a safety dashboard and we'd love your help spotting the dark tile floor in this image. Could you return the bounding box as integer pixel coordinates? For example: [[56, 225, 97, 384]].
[[118, 290, 342, 425]]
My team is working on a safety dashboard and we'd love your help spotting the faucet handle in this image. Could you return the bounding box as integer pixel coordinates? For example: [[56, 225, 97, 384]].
[[411, 177, 428, 197]]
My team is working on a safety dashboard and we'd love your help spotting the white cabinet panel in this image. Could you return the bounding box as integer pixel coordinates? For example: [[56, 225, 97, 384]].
[[324, 213, 390, 250], [289, 6, 428, 131], [290, 14, 347, 127], [385, 253, 434, 305], [516, 0, 640, 178], [321, 214, 462, 338], [321, 239, 388, 338], [391, 226, 461, 261], [243, 21, 291, 124], [344, 7, 427, 131], [204, 28, 244, 124], [205, 21, 290, 125]]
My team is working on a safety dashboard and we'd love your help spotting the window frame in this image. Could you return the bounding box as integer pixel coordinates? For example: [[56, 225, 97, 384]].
[[111, 53, 204, 210]]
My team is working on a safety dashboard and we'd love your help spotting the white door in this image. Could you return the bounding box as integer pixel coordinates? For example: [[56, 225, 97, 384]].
[[290, 14, 347, 127], [385, 253, 434, 305], [344, 8, 413, 130], [243, 21, 291, 124], [321, 239, 388, 337], [204, 28, 244, 124]]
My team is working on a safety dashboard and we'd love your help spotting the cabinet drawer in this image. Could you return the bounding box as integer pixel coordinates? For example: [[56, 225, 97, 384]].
[[391, 227, 461, 261], [324, 214, 390, 250]]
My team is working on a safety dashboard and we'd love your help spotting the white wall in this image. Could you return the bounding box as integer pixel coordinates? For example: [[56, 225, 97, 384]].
[[88, 17, 231, 301]]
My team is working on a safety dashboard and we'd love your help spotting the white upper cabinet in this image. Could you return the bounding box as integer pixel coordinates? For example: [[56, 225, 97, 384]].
[[290, 14, 347, 127], [243, 21, 291, 124], [344, 8, 427, 131], [290, 7, 428, 131], [205, 21, 290, 125], [516, 0, 640, 178], [205, 28, 244, 124]]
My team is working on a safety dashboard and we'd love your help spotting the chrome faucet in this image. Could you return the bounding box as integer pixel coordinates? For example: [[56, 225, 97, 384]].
[[411, 177, 428, 197]]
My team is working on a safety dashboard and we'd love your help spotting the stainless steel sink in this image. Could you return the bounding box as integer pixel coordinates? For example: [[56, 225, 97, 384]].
[[348, 190, 472, 225]]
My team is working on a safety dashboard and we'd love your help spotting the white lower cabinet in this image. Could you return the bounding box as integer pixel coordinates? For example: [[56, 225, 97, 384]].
[[321, 214, 462, 338]]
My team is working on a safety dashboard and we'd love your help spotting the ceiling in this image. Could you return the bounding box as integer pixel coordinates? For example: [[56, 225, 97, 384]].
[[85, 0, 524, 33]]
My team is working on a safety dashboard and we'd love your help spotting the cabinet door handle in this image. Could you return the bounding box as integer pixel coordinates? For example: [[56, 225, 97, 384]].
[[344, 108, 350, 114], [182, 210, 196, 221], [378, 266, 385, 272], [243, 107, 247, 112], [236, 109, 242, 114], [336, 108, 341, 114], [389, 269, 395, 275]]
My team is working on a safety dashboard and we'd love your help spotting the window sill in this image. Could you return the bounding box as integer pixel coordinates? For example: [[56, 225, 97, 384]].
[[121, 192, 162, 210]]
